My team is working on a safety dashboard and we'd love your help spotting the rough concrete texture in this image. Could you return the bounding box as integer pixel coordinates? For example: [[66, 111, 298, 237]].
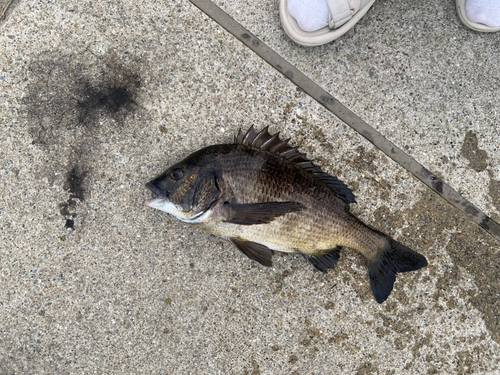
[[0, 0, 499, 373]]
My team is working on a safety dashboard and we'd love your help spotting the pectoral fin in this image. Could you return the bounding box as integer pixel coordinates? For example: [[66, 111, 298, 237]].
[[223, 201, 304, 225], [230, 238, 273, 267], [303, 249, 341, 273]]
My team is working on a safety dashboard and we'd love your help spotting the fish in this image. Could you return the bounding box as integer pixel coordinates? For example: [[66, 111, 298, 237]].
[[144, 126, 427, 303]]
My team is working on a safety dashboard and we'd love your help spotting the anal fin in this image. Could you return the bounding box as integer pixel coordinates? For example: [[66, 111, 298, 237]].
[[230, 238, 273, 267], [303, 249, 341, 273]]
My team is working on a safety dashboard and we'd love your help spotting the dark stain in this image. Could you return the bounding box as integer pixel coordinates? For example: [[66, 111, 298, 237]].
[[76, 84, 136, 125], [421, 167, 444, 194], [24, 49, 144, 230], [64, 166, 87, 201], [59, 198, 78, 230], [421, 167, 432, 179], [489, 179, 500, 216], [350, 146, 378, 174], [328, 332, 348, 344], [375, 326, 390, 338], [429, 175, 443, 194], [433, 180, 443, 194], [464, 205, 479, 216], [57, 166, 87, 229], [356, 362, 378, 375], [64, 219, 74, 229], [25, 50, 142, 147], [59, 202, 72, 217], [320, 95, 335, 105], [241, 33, 250, 40], [480, 216, 490, 230], [251, 360, 260, 375], [461, 130, 488, 172], [294, 318, 325, 349], [252, 39, 260, 47], [411, 334, 433, 363], [324, 301, 335, 310], [243, 360, 260, 375]]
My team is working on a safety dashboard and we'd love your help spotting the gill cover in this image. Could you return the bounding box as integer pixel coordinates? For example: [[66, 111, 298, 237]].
[[146, 158, 221, 222]]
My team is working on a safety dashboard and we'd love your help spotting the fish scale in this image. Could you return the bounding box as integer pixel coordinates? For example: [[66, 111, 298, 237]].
[[206, 145, 357, 253], [145, 126, 427, 303]]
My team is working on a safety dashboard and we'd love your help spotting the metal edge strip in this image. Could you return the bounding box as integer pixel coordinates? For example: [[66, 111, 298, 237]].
[[188, 0, 500, 243]]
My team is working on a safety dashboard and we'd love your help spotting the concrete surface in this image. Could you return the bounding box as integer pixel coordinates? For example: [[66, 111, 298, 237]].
[[0, 0, 499, 373]]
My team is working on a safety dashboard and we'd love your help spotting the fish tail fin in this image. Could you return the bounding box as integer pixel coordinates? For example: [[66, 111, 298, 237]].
[[367, 238, 427, 304]]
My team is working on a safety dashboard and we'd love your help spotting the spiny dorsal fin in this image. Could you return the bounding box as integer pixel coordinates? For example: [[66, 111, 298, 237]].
[[235, 126, 300, 156], [234, 127, 356, 204]]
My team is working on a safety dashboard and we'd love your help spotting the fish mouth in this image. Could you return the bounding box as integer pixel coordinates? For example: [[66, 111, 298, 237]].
[[144, 182, 168, 206]]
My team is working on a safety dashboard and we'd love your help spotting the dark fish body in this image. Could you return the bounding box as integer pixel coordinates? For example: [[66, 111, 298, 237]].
[[145, 127, 427, 303]]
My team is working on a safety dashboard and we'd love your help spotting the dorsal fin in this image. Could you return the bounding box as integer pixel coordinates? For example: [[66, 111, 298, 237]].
[[234, 127, 356, 204]]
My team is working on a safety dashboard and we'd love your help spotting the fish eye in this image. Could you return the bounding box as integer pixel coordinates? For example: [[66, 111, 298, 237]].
[[170, 168, 184, 180]]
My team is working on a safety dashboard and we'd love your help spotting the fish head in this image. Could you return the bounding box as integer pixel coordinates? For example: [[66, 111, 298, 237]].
[[144, 159, 221, 223]]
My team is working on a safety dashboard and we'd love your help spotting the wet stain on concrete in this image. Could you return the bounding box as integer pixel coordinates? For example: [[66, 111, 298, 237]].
[[370, 189, 500, 344], [25, 50, 141, 147], [24, 49, 144, 230], [76, 83, 136, 125], [59, 200, 77, 230], [58, 165, 87, 229], [328, 332, 348, 344], [356, 361, 378, 375], [461, 130, 488, 172], [64, 218, 75, 229], [243, 360, 260, 375], [64, 166, 87, 201], [489, 179, 500, 214]]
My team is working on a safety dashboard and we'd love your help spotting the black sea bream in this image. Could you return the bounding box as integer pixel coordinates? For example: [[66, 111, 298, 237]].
[[145, 126, 427, 303]]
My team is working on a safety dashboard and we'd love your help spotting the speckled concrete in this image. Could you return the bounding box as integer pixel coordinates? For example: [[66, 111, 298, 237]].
[[0, 0, 499, 374]]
